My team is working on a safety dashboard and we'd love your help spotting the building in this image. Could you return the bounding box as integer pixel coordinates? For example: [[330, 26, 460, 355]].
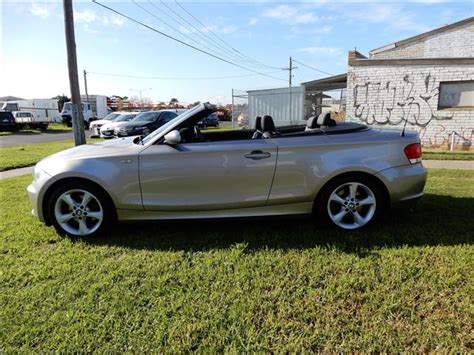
[[345, 17, 474, 149]]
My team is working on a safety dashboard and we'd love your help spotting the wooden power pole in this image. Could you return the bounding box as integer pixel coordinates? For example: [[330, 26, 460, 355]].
[[63, 0, 86, 145]]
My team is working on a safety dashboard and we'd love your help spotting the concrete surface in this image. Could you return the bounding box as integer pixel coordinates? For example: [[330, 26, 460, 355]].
[[0, 132, 74, 147]]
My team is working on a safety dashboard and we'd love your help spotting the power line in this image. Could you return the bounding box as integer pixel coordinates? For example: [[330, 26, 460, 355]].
[[292, 59, 333, 76], [174, 0, 281, 70], [87, 70, 284, 80], [135, 0, 257, 69], [154, 0, 270, 70], [92, 0, 286, 82]]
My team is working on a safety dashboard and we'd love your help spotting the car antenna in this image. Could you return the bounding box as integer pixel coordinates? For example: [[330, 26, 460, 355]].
[[400, 118, 408, 137]]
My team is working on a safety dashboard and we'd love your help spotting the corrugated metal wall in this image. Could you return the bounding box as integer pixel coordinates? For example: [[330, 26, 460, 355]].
[[248, 86, 305, 127]]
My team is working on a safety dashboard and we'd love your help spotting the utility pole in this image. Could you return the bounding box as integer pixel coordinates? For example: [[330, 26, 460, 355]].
[[287, 57, 297, 125], [83, 70, 90, 107], [63, 0, 86, 145]]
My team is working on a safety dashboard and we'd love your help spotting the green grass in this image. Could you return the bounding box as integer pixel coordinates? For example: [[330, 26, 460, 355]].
[[0, 140, 75, 172], [0, 169, 473, 352], [424, 150, 474, 161], [0, 123, 71, 136]]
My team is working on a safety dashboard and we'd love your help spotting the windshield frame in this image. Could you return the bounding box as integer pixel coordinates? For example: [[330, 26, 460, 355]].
[[141, 105, 206, 145]]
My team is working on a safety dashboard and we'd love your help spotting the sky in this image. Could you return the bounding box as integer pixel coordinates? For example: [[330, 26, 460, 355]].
[[1, 0, 473, 104]]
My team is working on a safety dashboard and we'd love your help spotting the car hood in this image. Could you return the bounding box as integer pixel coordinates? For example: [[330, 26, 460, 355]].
[[90, 119, 109, 127], [101, 121, 127, 130], [115, 121, 150, 129], [37, 137, 143, 171]]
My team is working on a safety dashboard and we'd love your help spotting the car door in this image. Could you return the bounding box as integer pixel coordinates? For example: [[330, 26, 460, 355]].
[[139, 138, 278, 211]]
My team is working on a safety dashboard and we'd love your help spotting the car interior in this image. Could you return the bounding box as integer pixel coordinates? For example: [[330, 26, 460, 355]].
[[162, 110, 369, 144]]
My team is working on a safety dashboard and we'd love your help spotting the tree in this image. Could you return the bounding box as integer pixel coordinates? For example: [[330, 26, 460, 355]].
[[169, 98, 179, 106], [53, 94, 70, 112]]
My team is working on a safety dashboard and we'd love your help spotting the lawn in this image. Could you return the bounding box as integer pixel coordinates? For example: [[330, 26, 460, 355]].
[[0, 140, 75, 171], [0, 123, 72, 136], [423, 150, 474, 161], [0, 169, 472, 352]]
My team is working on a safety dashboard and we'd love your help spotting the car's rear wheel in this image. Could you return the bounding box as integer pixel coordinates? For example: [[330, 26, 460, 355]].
[[317, 176, 383, 230], [47, 182, 115, 237]]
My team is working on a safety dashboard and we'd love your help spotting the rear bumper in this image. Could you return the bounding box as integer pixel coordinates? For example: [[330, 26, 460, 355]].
[[375, 163, 428, 208]]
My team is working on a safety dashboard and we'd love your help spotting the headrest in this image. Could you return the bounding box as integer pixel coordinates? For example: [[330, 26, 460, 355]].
[[317, 112, 336, 127], [306, 115, 318, 129], [255, 116, 262, 131], [262, 115, 275, 132]]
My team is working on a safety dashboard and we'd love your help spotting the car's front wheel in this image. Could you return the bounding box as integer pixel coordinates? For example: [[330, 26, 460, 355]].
[[317, 176, 383, 230], [47, 182, 115, 237]]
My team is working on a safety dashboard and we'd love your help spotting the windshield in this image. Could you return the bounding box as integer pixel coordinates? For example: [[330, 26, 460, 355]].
[[103, 112, 121, 121], [115, 113, 137, 122], [63, 102, 72, 110], [133, 112, 159, 122], [141, 107, 195, 144]]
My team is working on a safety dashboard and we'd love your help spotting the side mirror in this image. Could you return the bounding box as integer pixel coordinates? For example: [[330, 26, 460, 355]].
[[164, 130, 181, 145]]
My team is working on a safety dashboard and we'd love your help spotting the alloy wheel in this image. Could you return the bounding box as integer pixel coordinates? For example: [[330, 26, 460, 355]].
[[327, 182, 376, 229], [54, 189, 103, 236]]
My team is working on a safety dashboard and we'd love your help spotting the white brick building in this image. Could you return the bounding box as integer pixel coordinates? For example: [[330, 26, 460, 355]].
[[345, 17, 474, 149]]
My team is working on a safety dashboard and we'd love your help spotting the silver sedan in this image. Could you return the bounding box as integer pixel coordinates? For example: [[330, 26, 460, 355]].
[[28, 103, 427, 237]]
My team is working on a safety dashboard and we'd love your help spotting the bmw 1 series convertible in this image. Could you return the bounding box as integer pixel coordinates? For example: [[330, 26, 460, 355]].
[[28, 103, 427, 237]]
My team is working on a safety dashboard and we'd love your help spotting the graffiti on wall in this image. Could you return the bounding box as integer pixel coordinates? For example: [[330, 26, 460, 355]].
[[419, 124, 474, 148], [353, 73, 454, 127]]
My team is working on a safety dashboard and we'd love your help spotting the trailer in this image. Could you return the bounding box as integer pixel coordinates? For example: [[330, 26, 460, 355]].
[[0, 99, 61, 130]]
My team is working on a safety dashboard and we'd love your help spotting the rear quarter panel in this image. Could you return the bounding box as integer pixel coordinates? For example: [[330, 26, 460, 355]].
[[268, 128, 419, 205]]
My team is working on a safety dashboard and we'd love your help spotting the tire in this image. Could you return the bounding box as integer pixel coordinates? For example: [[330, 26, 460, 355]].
[[315, 175, 384, 230], [47, 181, 115, 237]]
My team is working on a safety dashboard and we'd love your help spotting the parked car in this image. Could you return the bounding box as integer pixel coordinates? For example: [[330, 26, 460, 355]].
[[113, 109, 183, 138], [28, 103, 427, 237], [0, 111, 17, 131], [99, 112, 140, 138], [197, 113, 219, 128], [89, 111, 126, 138]]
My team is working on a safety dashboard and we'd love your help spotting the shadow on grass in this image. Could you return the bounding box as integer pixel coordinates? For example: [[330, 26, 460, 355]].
[[80, 193, 474, 254]]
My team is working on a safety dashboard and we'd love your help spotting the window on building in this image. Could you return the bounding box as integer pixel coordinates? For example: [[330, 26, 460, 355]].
[[438, 81, 474, 109]]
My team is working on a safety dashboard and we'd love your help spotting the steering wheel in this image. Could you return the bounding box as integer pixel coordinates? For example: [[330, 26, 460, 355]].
[[193, 125, 205, 142]]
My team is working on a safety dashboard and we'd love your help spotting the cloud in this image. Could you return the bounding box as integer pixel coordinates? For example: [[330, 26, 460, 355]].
[[75, 9, 126, 28], [344, 3, 430, 33], [248, 17, 258, 27], [296, 47, 341, 55], [263, 5, 320, 25], [313, 26, 333, 34], [75, 9, 96, 24], [29, 3, 51, 18]]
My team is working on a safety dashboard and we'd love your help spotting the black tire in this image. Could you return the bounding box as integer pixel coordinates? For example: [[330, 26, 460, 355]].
[[47, 181, 115, 238], [315, 175, 384, 230]]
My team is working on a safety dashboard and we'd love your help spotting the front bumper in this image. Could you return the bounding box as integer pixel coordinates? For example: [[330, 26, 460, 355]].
[[375, 163, 428, 208], [100, 129, 115, 138], [27, 167, 56, 223]]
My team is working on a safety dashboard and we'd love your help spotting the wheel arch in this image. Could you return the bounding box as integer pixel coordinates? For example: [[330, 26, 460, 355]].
[[312, 171, 391, 213], [42, 177, 117, 226]]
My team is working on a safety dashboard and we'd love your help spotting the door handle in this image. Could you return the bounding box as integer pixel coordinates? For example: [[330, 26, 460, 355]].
[[244, 150, 271, 160]]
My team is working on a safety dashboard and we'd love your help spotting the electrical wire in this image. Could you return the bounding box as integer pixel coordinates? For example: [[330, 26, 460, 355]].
[[87, 70, 284, 80], [292, 59, 334, 76], [174, 0, 281, 70], [133, 0, 251, 68], [154, 0, 270, 70], [92, 0, 287, 82]]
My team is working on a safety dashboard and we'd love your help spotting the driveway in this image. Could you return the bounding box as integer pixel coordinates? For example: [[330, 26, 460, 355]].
[[0, 132, 74, 147]]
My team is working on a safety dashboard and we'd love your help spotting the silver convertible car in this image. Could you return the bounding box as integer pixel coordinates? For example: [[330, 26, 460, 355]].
[[28, 103, 427, 237]]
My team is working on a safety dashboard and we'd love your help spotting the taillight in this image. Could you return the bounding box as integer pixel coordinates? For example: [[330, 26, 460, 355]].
[[404, 143, 422, 164]]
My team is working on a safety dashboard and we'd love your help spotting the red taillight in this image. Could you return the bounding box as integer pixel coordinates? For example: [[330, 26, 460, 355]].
[[404, 143, 422, 164]]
